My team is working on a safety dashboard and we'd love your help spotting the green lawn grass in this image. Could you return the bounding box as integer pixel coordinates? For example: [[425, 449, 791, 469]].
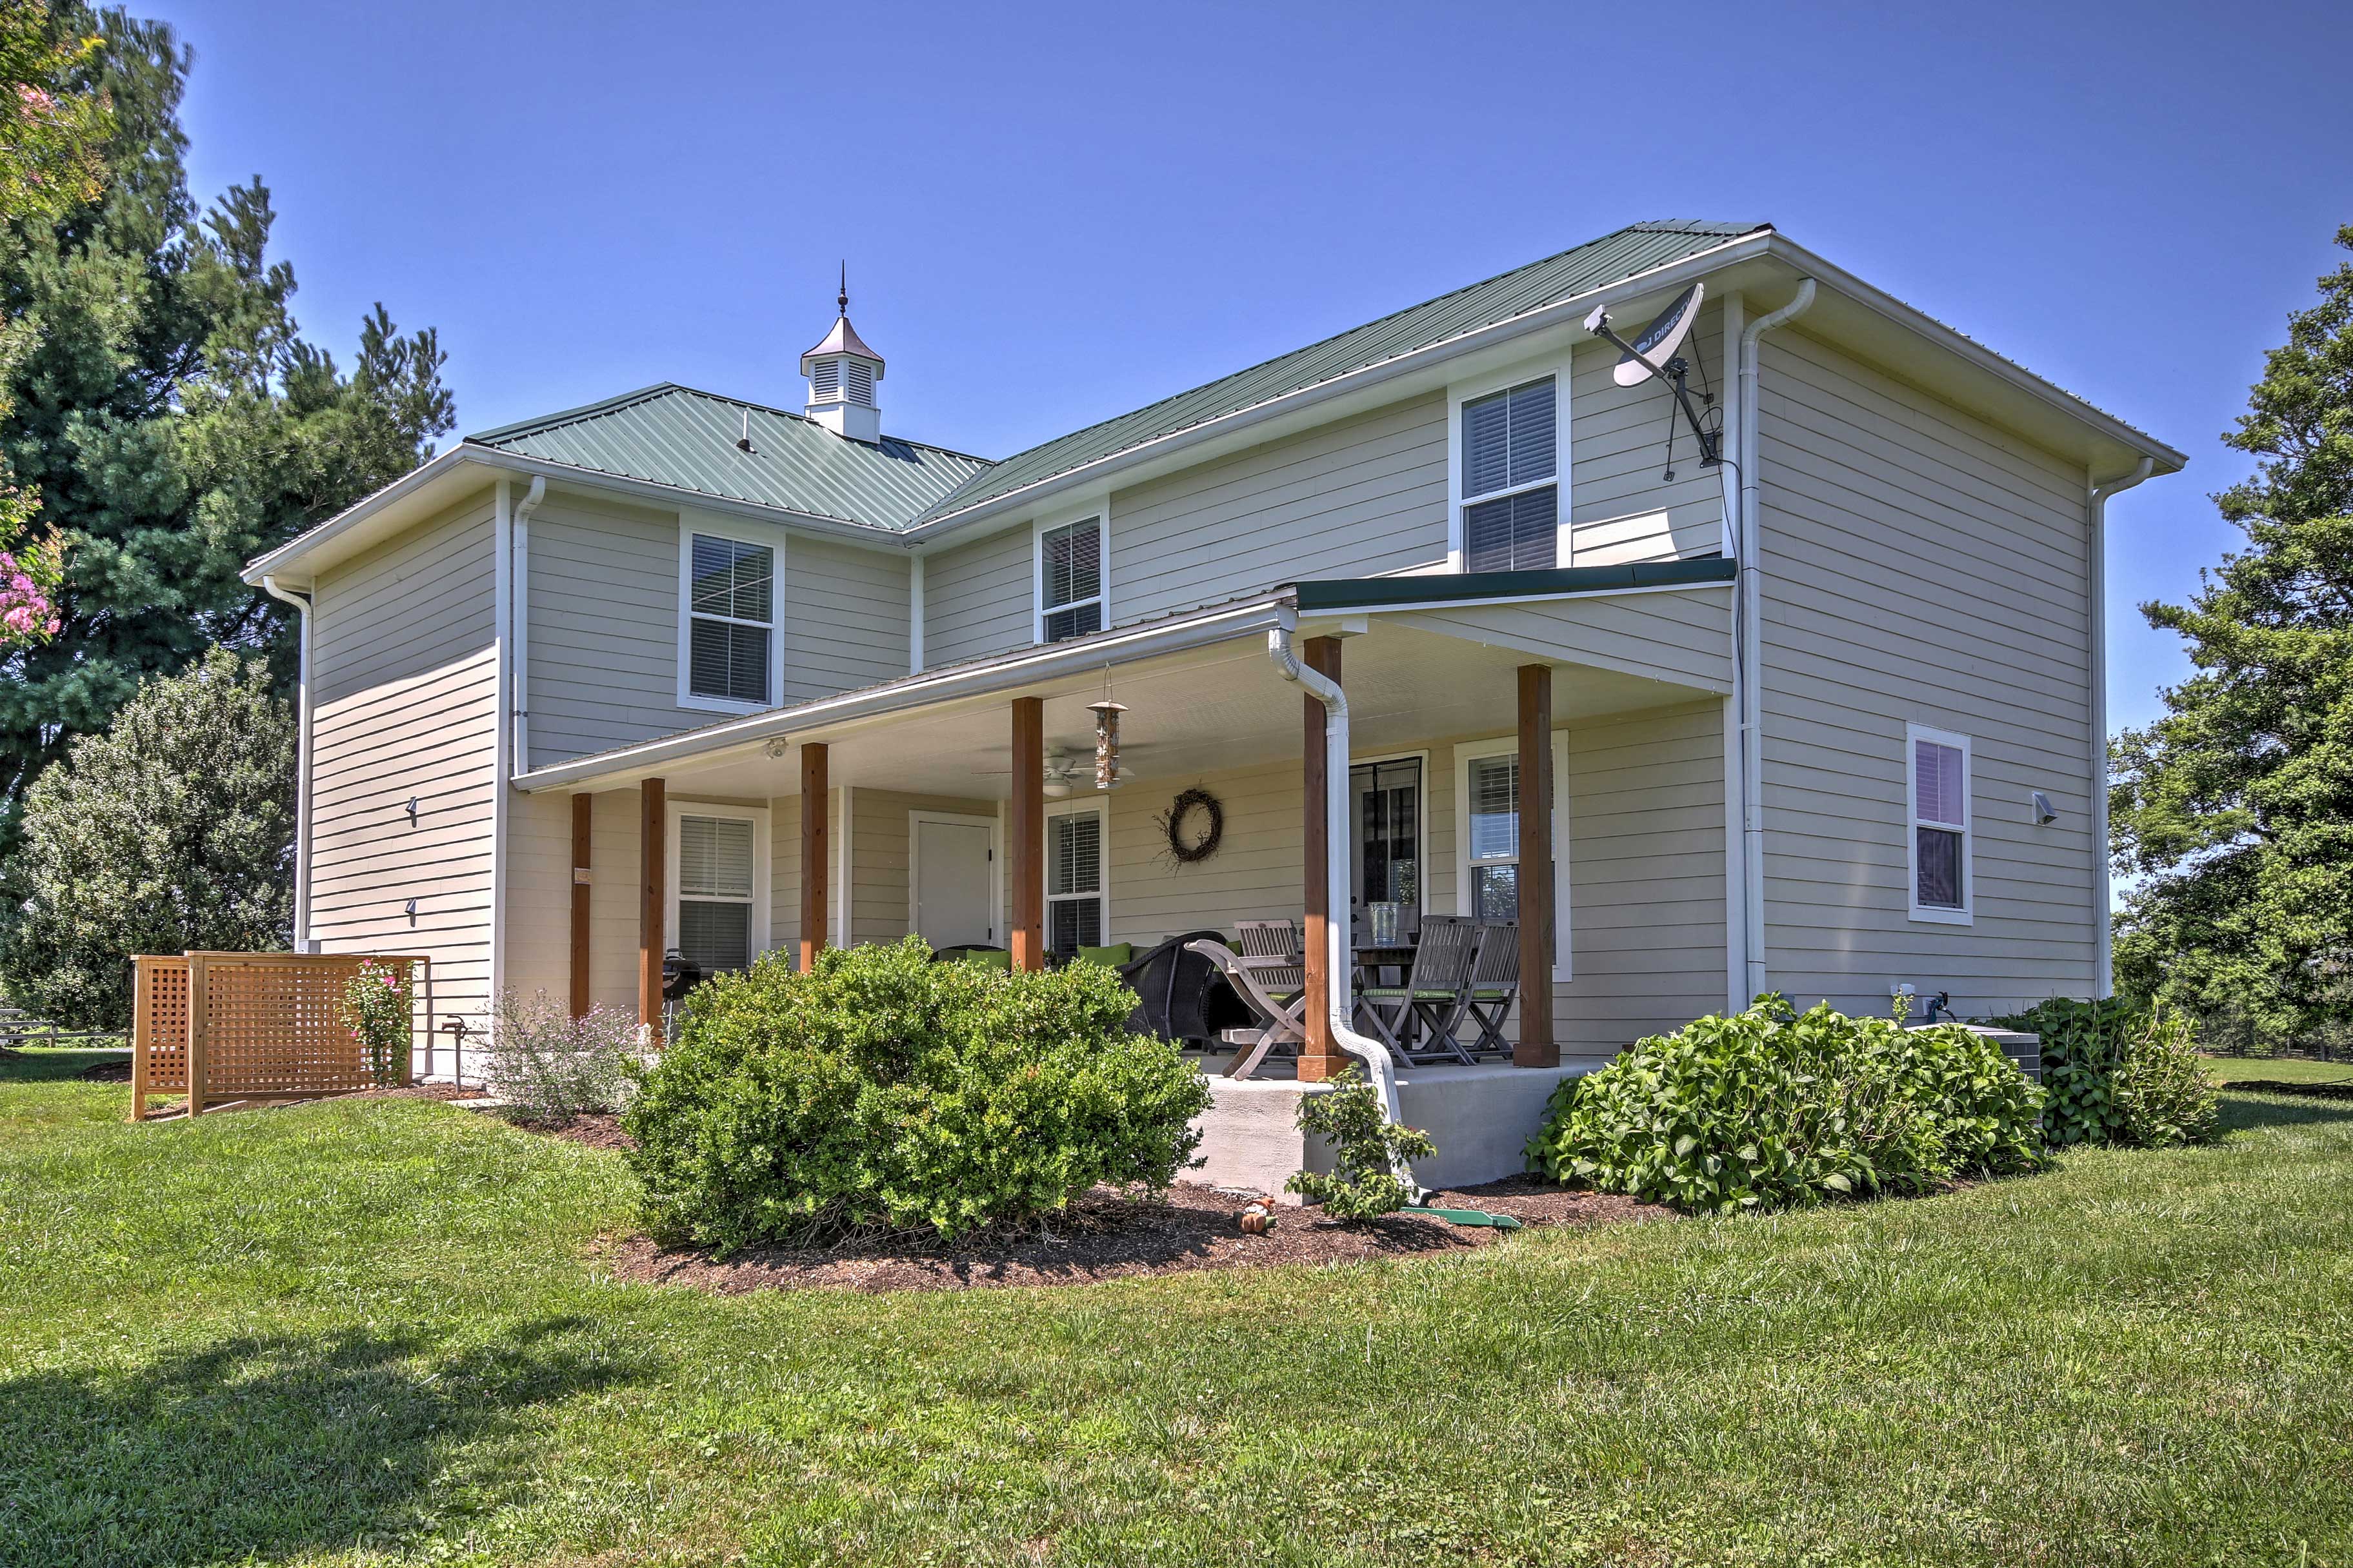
[[5, 1048, 2351, 1567], [2205, 1053, 2353, 1086]]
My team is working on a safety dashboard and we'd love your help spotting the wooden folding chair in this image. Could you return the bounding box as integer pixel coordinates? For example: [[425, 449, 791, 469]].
[[1185, 938, 1308, 1079], [1358, 915, 1481, 1066], [1461, 921, 1522, 1060]]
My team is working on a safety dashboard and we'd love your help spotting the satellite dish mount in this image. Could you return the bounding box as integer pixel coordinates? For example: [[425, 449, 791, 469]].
[[1584, 282, 1720, 474]]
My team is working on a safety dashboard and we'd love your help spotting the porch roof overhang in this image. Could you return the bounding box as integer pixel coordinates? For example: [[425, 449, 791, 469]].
[[516, 571, 1736, 800]]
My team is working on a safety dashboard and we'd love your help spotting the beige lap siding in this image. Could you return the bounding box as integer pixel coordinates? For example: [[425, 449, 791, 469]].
[[1754, 327, 2099, 1018], [847, 790, 1001, 948], [920, 525, 1032, 669], [1110, 393, 1450, 624], [782, 537, 911, 704], [307, 493, 499, 1055]]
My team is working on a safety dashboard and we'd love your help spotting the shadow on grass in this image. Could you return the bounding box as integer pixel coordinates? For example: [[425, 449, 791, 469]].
[[2218, 1091, 2353, 1133], [0, 1046, 126, 1085], [0, 1316, 655, 1567]]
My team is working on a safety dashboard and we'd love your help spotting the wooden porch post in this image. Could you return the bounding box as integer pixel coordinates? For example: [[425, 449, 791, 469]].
[[1009, 697, 1045, 972], [1299, 635, 1344, 1082], [638, 777, 665, 1031], [569, 793, 592, 1018], [799, 743, 829, 971], [1516, 665, 1558, 1067]]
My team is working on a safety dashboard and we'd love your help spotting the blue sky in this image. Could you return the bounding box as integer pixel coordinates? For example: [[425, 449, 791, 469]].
[[141, 0, 2353, 735]]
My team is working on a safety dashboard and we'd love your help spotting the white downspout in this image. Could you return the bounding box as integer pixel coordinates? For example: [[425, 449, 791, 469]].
[[1267, 620, 1417, 1191], [908, 551, 926, 675], [1716, 292, 1746, 1011], [1733, 277, 1816, 1003], [2087, 457, 2152, 998], [510, 475, 546, 769], [261, 574, 314, 953]]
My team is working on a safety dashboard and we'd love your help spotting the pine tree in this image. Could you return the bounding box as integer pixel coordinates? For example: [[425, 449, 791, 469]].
[[2110, 226, 2353, 1046], [0, 5, 452, 848]]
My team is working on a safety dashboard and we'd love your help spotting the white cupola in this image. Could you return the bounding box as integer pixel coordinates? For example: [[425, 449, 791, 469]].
[[800, 264, 885, 443]]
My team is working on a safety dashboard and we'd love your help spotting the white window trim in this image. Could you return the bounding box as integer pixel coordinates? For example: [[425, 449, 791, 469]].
[[676, 519, 786, 714], [1042, 797, 1110, 953], [1906, 722, 1973, 926], [664, 799, 773, 965], [907, 809, 1003, 947], [1454, 731, 1572, 981], [1350, 748, 1431, 923], [1033, 502, 1110, 646], [1445, 357, 1572, 574]]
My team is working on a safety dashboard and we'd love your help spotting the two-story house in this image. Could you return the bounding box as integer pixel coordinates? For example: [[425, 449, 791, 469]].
[[241, 219, 2180, 1186]]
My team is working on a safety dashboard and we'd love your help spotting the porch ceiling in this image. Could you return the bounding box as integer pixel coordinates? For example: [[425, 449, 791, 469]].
[[648, 620, 1708, 802]]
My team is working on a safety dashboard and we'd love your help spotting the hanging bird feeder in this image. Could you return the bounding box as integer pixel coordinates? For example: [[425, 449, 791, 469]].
[[1088, 699, 1128, 790]]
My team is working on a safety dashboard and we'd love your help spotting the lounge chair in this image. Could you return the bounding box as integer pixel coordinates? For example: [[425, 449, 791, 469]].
[[1185, 937, 1309, 1079]]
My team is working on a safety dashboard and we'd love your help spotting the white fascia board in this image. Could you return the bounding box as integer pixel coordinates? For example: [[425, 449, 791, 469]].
[[511, 593, 1294, 795], [897, 230, 1779, 545], [241, 446, 912, 587], [1757, 234, 2188, 475]]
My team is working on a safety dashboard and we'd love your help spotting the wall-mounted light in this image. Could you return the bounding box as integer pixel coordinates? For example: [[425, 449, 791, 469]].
[[405, 796, 420, 824], [403, 898, 418, 922]]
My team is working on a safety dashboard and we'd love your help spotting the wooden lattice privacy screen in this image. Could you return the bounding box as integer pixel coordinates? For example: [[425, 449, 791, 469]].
[[130, 952, 430, 1120]]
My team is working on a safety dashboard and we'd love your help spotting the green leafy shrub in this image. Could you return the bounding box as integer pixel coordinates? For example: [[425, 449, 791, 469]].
[[1526, 997, 2046, 1213], [340, 957, 416, 1086], [2001, 997, 2219, 1148], [621, 938, 1212, 1251], [1285, 1067, 1435, 1220]]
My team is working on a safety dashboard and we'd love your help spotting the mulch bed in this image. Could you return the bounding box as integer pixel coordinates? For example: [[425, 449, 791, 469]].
[[2225, 1078, 2353, 1102], [596, 1176, 1669, 1296]]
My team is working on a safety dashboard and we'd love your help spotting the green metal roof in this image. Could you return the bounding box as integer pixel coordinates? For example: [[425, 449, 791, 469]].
[[912, 220, 1767, 526], [463, 384, 993, 531], [1295, 556, 1735, 613]]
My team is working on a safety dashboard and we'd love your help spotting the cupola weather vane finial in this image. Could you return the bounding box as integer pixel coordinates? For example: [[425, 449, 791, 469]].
[[838, 259, 848, 319]]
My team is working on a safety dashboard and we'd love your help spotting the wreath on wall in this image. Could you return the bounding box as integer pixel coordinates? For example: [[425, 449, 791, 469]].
[[1155, 786, 1225, 868]]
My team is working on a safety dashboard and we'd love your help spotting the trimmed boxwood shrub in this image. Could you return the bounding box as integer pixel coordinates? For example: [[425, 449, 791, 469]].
[[621, 937, 1212, 1251], [1526, 997, 2047, 1214], [1999, 997, 2219, 1148]]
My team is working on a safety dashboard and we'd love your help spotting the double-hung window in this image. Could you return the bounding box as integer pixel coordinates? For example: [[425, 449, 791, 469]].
[[1046, 806, 1106, 956], [1037, 517, 1103, 643], [1455, 734, 1571, 977], [674, 811, 760, 973], [1907, 726, 1972, 923], [685, 533, 775, 707], [1459, 377, 1559, 572]]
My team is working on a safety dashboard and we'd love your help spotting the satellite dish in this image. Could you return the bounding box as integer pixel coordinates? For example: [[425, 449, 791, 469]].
[[1610, 283, 1705, 387], [1584, 281, 1720, 470]]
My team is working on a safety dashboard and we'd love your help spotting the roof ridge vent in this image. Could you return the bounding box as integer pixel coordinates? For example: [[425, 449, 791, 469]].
[[799, 261, 885, 444]]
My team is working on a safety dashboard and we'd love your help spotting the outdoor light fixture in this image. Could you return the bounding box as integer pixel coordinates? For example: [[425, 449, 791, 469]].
[[405, 795, 419, 823]]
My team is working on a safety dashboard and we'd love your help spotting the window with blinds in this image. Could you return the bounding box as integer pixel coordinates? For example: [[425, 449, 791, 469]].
[[1907, 728, 1971, 920], [1038, 518, 1103, 643], [1465, 753, 1521, 920], [687, 534, 773, 706], [1046, 810, 1105, 955], [677, 814, 756, 972], [1460, 377, 1559, 573]]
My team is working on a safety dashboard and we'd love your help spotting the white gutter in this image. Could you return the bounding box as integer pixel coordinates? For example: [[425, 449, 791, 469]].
[[1266, 621, 1418, 1195], [260, 575, 314, 953], [1732, 278, 1817, 1003], [514, 593, 1296, 793], [2087, 457, 2152, 998], [509, 475, 546, 768]]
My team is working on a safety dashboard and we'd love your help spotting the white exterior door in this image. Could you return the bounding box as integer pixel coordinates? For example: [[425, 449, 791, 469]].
[[914, 817, 995, 948]]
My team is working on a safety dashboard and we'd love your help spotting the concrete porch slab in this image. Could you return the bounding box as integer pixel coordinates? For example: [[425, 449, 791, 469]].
[[1189, 1057, 1614, 1198]]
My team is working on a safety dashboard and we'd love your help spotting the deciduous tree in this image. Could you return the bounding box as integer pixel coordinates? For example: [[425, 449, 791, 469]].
[[0, 648, 294, 1031]]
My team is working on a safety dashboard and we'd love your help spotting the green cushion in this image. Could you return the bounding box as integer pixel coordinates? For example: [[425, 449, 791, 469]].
[[1074, 943, 1134, 968], [960, 949, 1012, 971], [1363, 987, 1460, 1000]]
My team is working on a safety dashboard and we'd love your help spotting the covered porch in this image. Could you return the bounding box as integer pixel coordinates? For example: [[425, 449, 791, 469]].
[[514, 564, 1736, 1187]]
